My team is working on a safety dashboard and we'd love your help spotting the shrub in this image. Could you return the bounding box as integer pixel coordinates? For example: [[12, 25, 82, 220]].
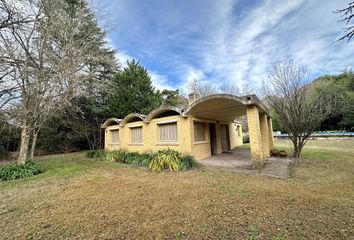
[[86, 150, 105, 159], [0, 161, 43, 181], [103, 151, 120, 162], [118, 152, 152, 165], [149, 149, 197, 171], [102, 149, 196, 171], [180, 154, 197, 170]]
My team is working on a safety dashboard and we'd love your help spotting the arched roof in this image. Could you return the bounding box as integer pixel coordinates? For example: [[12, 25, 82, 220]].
[[145, 105, 182, 122], [184, 94, 269, 121], [120, 113, 146, 126], [101, 118, 122, 129]]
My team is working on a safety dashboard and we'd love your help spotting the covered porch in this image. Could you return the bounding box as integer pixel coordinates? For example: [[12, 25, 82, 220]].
[[185, 94, 275, 163], [198, 147, 291, 179]]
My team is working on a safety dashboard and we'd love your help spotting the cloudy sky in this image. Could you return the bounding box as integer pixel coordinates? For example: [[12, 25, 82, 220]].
[[103, 0, 354, 92]]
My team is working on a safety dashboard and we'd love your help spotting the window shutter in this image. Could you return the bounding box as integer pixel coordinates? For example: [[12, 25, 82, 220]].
[[194, 122, 205, 141], [159, 123, 178, 142], [131, 127, 143, 143], [111, 130, 119, 144]]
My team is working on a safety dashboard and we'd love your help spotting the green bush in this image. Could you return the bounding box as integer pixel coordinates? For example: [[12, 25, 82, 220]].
[[103, 151, 152, 165], [149, 149, 196, 171], [0, 161, 43, 181], [86, 150, 105, 159], [118, 152, 152, 165], [180, 154, 197, 170], [102, 149, 196, 171], [103, 151, 120, 162]]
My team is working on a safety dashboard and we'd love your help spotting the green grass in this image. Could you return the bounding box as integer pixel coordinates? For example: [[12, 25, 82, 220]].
[[0, 152, 120, 188], [0, 140, 353, 239]]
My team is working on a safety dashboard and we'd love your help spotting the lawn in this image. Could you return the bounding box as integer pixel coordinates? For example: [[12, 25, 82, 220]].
[[0, 139, 353, 240]]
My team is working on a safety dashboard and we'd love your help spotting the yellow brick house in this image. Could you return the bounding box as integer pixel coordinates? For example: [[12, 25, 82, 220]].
[[102, 94, 274, 161]]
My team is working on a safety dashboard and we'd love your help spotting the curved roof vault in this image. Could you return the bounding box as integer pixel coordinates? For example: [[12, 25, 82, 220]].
[[119, 113, 146, 126], [145, 105, 182, 122], [101, 118, 122, 129], [103, 94, 270, 127], [183, 94, 270, 121]]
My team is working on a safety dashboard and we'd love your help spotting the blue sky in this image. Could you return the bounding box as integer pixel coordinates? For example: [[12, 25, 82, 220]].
[[102, 0, 354, 92]]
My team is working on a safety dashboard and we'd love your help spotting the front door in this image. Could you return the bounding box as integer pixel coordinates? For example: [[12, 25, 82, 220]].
[[209, 123, 217, 155], [221, 124, 230, 152]]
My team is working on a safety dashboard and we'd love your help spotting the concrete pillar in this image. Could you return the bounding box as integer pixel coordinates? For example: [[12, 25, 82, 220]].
[[246, 105, 263, 161], [267, 117, 275, 150], [259, 113, 270, 157]]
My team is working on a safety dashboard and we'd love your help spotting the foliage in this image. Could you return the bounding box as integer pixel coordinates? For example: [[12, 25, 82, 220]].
[[160, 89, 188, 106], [149, 149, 196, 171], [0, 0, 117, 163], [108, 59, 163, 118], [179, 154, 197, 170], [0, 115, 20, 157], [102, 151, 152, 165], [149, 149, 181, 171], [264, 60, 334, 158], [100, 149, 196, 171], [86, 150, 105, 159], [270, 108, 286, 132], [0, 161, 43, 181], [313, 71, 354, 131]]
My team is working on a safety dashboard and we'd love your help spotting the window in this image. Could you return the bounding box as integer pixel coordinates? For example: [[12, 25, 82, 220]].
[[130, 126, 143, 144], [159, 122, 178, 143], [111, 130, 119, 144], [194, 122, 206, 141]]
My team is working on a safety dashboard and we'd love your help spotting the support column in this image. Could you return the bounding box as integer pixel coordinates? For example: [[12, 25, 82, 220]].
[[246, 105, 263, 161], [259, 113, 270, 157], [267, 117, 275, 150]]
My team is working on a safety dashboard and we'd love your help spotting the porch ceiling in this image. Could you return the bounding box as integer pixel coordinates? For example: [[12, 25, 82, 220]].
[[184, 94, 270, 121], [187, 98, 247, 121]]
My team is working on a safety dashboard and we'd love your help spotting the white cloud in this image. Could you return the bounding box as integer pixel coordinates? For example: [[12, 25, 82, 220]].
[[105, 0, 354, 93], [149, 71, 174, 91]]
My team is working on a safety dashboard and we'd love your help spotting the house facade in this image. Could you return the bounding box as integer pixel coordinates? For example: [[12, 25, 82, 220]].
[[102, 94, 274, 161]]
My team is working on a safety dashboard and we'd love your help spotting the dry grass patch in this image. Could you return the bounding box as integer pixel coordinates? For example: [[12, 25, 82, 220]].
[[0, 140, 354, 239]]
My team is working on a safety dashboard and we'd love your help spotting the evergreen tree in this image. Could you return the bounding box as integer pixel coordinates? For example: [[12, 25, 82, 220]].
[[108, 60, 163, 118]]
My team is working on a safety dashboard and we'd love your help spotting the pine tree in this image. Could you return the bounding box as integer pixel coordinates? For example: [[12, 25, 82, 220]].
[[108, 60, 163, 118]]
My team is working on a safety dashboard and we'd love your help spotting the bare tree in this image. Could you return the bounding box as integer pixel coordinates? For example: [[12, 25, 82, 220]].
[[0, 0, 35, 30], [220, 82, 254, 96], [187, 79, 218, 99], [0, 0, 116, 163], [264, 60, 334, 158], [335, 1, 354, 41]]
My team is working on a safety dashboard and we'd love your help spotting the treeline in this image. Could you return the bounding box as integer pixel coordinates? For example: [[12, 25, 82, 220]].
[[272, 71, 354, 132], [0, 59, 185, 159], [0, 0, 184, 161]]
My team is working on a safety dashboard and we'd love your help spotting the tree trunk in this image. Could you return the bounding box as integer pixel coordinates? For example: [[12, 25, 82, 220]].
[[29, 129, 39, 160], [18, 120, 31, 164], [293, 143, 303, 158]]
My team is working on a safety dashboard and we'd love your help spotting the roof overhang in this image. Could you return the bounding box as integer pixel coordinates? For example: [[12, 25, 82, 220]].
[[183, 94, 270, 121]]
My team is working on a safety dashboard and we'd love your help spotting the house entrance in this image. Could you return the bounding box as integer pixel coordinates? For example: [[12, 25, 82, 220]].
[[209, 123, 217, 155], [221, 124, 230, 152]]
